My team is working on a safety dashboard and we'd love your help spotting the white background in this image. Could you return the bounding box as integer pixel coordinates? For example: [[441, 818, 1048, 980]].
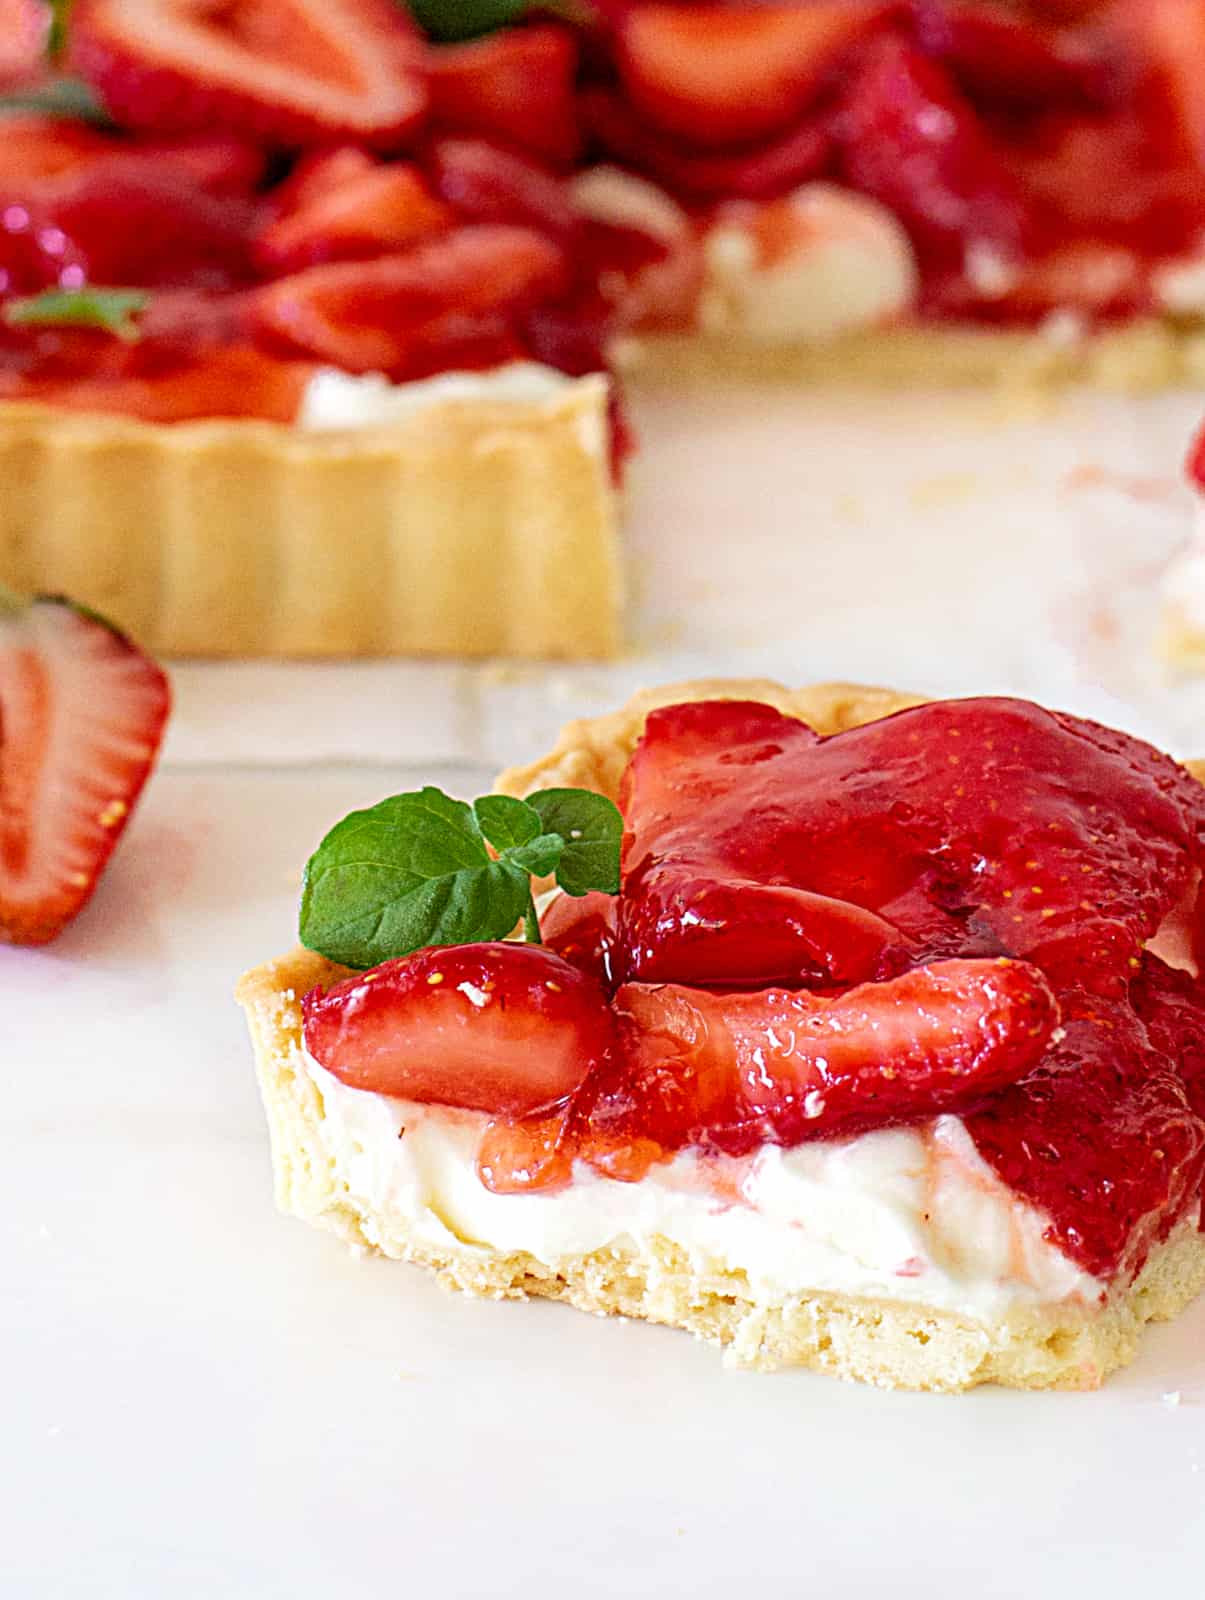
[[7, 383, 1205, 1597]]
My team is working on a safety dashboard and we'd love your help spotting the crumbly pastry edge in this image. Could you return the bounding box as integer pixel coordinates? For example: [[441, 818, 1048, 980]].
[[237, 678, 1205, 1391], [0, 379, 621, 660]]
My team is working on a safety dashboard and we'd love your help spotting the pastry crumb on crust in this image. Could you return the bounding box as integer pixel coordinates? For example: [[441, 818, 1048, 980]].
[[237, 680, 1205, 1390]]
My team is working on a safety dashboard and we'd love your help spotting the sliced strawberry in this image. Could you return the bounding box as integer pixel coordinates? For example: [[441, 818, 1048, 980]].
[[69, 0, 428, 150], [112, 134, 268, 195], [913, 1, 1116, 110], [268, 146, 378, 217], [0, 116, 113, 183], [0, 0, 50, 90], [428, 23, 580, 167], [611, 957, 1057, 1154], [0, 594, 169, 945], [543, 889, 618, 985], [617, 697, 1205, 997], [0, 342, 313, 424], [1118, 0, 1205, 169], [836, 36, 1034, 265], [428, 138, 577, 241], [302, 942, 615, 1117], [254, 163, 452, 275], [250, 226, 568, 372], [580, 88, 832, 201], [615, 2, 893, 151]]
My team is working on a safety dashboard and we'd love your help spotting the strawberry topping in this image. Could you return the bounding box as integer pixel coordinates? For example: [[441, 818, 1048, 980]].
[[69, 0, 428, 149], [0, 594, 170, 945], [428, 23, 581, 167], [303, 942, 615, 1117]]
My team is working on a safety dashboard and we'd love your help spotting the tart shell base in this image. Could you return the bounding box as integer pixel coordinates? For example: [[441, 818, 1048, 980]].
[[238, 942, 1205, 1394], [0, 379, 620, 659], [238, 680, 1205, 1391]]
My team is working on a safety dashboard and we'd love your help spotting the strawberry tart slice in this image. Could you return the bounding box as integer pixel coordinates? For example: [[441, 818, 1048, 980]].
[[238, 681, 1205, 1391]]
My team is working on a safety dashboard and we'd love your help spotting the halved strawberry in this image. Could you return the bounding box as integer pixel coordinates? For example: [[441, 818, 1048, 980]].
[[0, 116, 113, 183], [0, 0, 50, 90], [613, 957, 1058, 1152], [250, 225, 568, 371], [835, 36, 1034, 264], [913, 0, 1115, 110], [0, 593, 170, 945], [580, 88, 832, 201], [254, 163, 452, 275], [112, 134, 269, 195], [615, 2, 893, 151], [302, 942, 616, 1117], [69, 0, 428, 149], [0, 119, 266, 194], [428, 138, 577, 241], [428, 23, 580, 167], [543, 889, 618, 985]]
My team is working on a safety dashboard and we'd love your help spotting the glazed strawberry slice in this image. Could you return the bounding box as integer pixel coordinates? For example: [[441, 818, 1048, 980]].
[[913, 1, 1115, 110], [618, 697, 1205, 995], [250, 226, 568, 372], [302, 943, 616, 1117], [580, 88, 832, 202], [428, 139, 577, 242], [428, 23, 580, 167], [1119, 0, 1205, 168], [543, 889, 619, 986], [615, 2, 893, 150], [835, 36, 1034, 264], [254, 163, 453, 275], [0, 116, 114, 183], [69, 0, 428, 149], [611, 957, 1058, 1154], [0, 0, 50, 89], [0, 593, 170, 945]]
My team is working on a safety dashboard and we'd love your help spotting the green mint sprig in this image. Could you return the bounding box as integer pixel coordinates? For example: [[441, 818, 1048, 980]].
[[299, 785, 622, 970], [3, 288, 149, 341], [405, 0, 548, 42]]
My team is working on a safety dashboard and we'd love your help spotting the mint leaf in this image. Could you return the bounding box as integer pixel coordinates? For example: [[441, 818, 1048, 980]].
[[3, 288, 148, 341], [473, 793, 543, 853], [527, 789, 623, 896], [405, 0, 530, 41], [0, 77, 111, 124], [299, 782, 622, 967], [300, 788, 530, 969]]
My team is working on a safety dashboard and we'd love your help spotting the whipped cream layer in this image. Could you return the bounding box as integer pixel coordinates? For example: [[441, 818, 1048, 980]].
[[298, 362, 583, 429], [303, 1055, 1104, 1323]]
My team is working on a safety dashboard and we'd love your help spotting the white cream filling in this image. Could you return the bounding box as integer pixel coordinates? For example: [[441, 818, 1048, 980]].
[[699, 182, 919, 343], [304, 1054, 1105, 1322], [298, 362, 584, 429], [1162, 507, 1205, 632]]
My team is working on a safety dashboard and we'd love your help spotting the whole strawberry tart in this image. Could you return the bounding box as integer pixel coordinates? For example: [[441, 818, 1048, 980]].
[[5, 0, 1205, 656], [238, 680, 1205, 1391]]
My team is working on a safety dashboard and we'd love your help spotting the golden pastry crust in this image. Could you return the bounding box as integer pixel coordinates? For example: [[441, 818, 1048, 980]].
[[0, 378, 620, 659], [238, 680, 1205, 1389]]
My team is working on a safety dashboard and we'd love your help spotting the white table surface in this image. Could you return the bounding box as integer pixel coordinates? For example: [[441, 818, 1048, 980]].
[[8, 383, 1205, 1598]]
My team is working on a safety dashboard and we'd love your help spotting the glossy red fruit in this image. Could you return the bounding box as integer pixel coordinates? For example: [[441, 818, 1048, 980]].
[[617, 697, 1205, 996], [835, 36, 1033, 263], [543, 889, 619, 985], [0, 0, 50, 90], [0, 343, 314, 424], [267, 146, 379, 217], [302, 942, 616, 1117], [0, 594, 170, 944], [254, 163, 452, 275], [913, 0, 1115, 110], [1119, 0, 1205, 168], [69, 0, 428, 149], [112, 134, 268, 195], [0, 193, 91, 298], [968, 979, 1205, 1277], [0, 116, 113, 182], [613, 957, 1058, 1152], [615, 2, 893, 150], [250, 225, 568, 371], [1187, 419, 1205, 493], [428, 24, 580, 167], [428, 138, 576, 241], [580, 88, 832, 202]]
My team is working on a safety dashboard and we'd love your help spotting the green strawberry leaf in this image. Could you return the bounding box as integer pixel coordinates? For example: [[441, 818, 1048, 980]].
[[2, 288, 148, 341], [0, 75, 111, 123], [404, 0, 531, 42]]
